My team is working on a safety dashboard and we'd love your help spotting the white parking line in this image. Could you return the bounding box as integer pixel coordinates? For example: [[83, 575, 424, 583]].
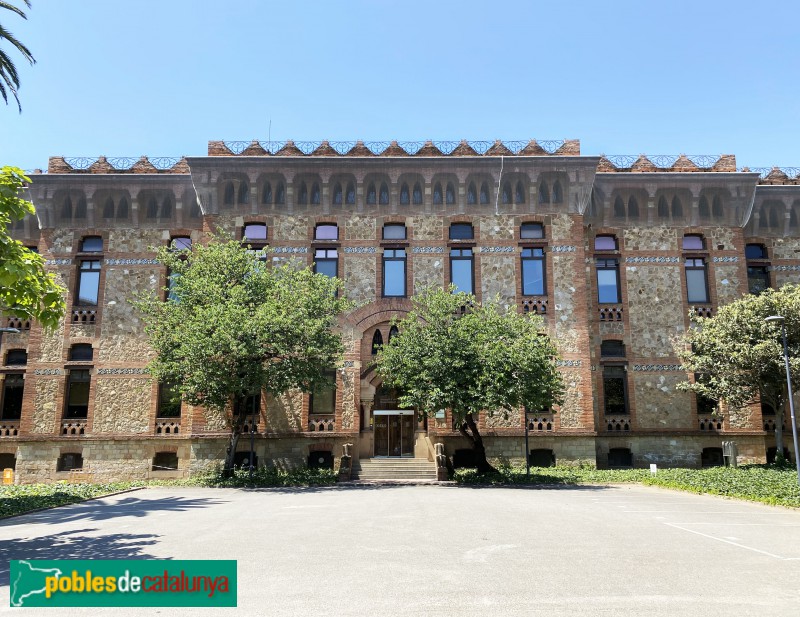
[[663, 522, 800, 560]]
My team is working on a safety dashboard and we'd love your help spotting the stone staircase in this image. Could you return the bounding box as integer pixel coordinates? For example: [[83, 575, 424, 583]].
[[351, 457, 437, 481]]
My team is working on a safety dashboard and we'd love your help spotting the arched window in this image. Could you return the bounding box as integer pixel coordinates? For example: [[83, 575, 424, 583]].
[[671, 196, 683, 218], [346, 183, 356, 205], [712, 195, 723, 218], [379, 183, 389, 205], [74, 197, 87, 219], [502, 182, 512, 204], [467, 183, 477, 205], [367, 183, 377, 205], [613, 196, 625, 218], [371, 329, 383, 355], [445, 183, 455, 205], [699, 195, 710, 219], [791, 207, 799, 228], [412, 183, 422, 205], [298, 182, 308, 205], [552, 180, 563, 204], [627, 196, 639, 218], [146, 198, 158, 219], [117, 197, 129, 219], [237, 182, 249, 204], [770, 206, 780, 228], [400, 183, 410, 205], [538, 182, 550, 204], [275, 183, 285, 204], [479, 182, 489, 205], [223, 182, 235, 206], [61, 196, 73, 219], [161, 196, 173, 219], [515, 181, 525, 204], [332, 183, 343, 205], [657, 196, 669, 218], [262, 182, 272, 204], [310, 183, 321, 205], [102, 197, 114, 219], [433, 183, 443, 205], [388, 325, 399, 343]]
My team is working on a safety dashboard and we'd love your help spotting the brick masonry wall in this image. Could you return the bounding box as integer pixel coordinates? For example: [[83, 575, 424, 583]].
[[4, 159, 800, 481]]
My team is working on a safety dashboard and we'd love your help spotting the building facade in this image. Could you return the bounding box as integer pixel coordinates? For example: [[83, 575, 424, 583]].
[[2, 139, 799, 482]]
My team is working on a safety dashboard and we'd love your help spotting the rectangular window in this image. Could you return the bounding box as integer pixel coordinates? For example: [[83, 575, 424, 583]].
[[685, 258, 709, 303], [310, 370, 336, 414], [747, 266, 770, 295], [314, 249, 338, 278], [696, 394, 717, 415], [520, 223, 544, 239], [65, 370, 90, 418], [383, 249, 406, 297], [521, 248, 545, 295], [157, 382, 181, 418], [76, 260, 101, 306], [603, 366, 627, 415], [170, 236, 192, 251], [80, 236, 103, 252], [383, 224, 406, 240], [449, 223, 474, 240], [234, 392, 260, 416], [596, 259, 620, 303], [315, 224, 338, 240], [0, 374, 24, 420], [450, 248, 474, 294]]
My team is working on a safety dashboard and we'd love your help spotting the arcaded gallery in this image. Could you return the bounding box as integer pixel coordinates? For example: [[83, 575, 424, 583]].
[[2, 138, 798, 482]]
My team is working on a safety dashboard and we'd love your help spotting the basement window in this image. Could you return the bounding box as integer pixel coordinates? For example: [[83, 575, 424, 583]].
[[152, 452, 179, 471]]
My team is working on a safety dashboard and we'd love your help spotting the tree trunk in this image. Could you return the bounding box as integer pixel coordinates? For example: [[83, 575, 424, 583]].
[[458, 413, 496, 474], [223, 412, 246, 477], [775, 407, 785, 461]]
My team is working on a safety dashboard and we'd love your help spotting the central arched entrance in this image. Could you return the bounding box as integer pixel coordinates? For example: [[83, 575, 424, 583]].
[[373, 384, 415, 457]]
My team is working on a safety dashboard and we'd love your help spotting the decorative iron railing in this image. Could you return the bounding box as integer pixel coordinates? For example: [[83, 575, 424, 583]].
[[221, 139, 569, 157]]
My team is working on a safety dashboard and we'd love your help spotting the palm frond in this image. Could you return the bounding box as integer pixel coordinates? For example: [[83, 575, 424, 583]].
[[0, 1, 31, 20], [0, 25, 34, 64]]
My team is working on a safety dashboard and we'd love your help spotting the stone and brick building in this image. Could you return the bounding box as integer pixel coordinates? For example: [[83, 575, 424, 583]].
[[2, 138, 799, 482]]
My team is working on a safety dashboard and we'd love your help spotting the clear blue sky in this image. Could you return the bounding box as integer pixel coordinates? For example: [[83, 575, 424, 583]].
[[1, 0, 798, 171]]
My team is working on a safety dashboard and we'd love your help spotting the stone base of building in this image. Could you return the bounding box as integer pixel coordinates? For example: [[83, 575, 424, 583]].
[[0, 433, 786, 483]]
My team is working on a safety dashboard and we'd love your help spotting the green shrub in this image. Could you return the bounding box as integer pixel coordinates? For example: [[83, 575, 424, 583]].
[[0, 481, 144, 519]]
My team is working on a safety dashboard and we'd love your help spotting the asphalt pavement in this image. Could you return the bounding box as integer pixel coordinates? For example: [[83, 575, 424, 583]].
[[1, 483, 799, 616]]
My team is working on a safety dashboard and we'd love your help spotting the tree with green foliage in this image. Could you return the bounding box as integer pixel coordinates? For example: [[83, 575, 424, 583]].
[[1, 166, 66, 330], [135, 235, 351, 474], [679, 285, 800, 458], [375, 288, 564, 473], [0, 1, 35, 111]]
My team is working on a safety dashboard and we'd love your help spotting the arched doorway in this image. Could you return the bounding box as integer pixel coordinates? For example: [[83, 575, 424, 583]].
[[373, 384, 415, 457]]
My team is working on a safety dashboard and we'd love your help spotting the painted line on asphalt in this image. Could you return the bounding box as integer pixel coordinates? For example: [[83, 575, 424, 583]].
[[663, 522, 800, 560]]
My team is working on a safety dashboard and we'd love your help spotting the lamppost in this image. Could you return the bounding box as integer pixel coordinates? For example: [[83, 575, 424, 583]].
[[764, 315, 800, 487]]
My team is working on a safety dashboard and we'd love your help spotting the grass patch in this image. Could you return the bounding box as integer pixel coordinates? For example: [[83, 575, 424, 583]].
[[453, 465, 800, 508], [0, 481, 145, 519], [0, 468, 337, 518]]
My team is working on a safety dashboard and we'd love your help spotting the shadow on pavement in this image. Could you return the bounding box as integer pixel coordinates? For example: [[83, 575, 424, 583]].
[[0, 528, 162, 587], [1, 494, 226, 526]]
